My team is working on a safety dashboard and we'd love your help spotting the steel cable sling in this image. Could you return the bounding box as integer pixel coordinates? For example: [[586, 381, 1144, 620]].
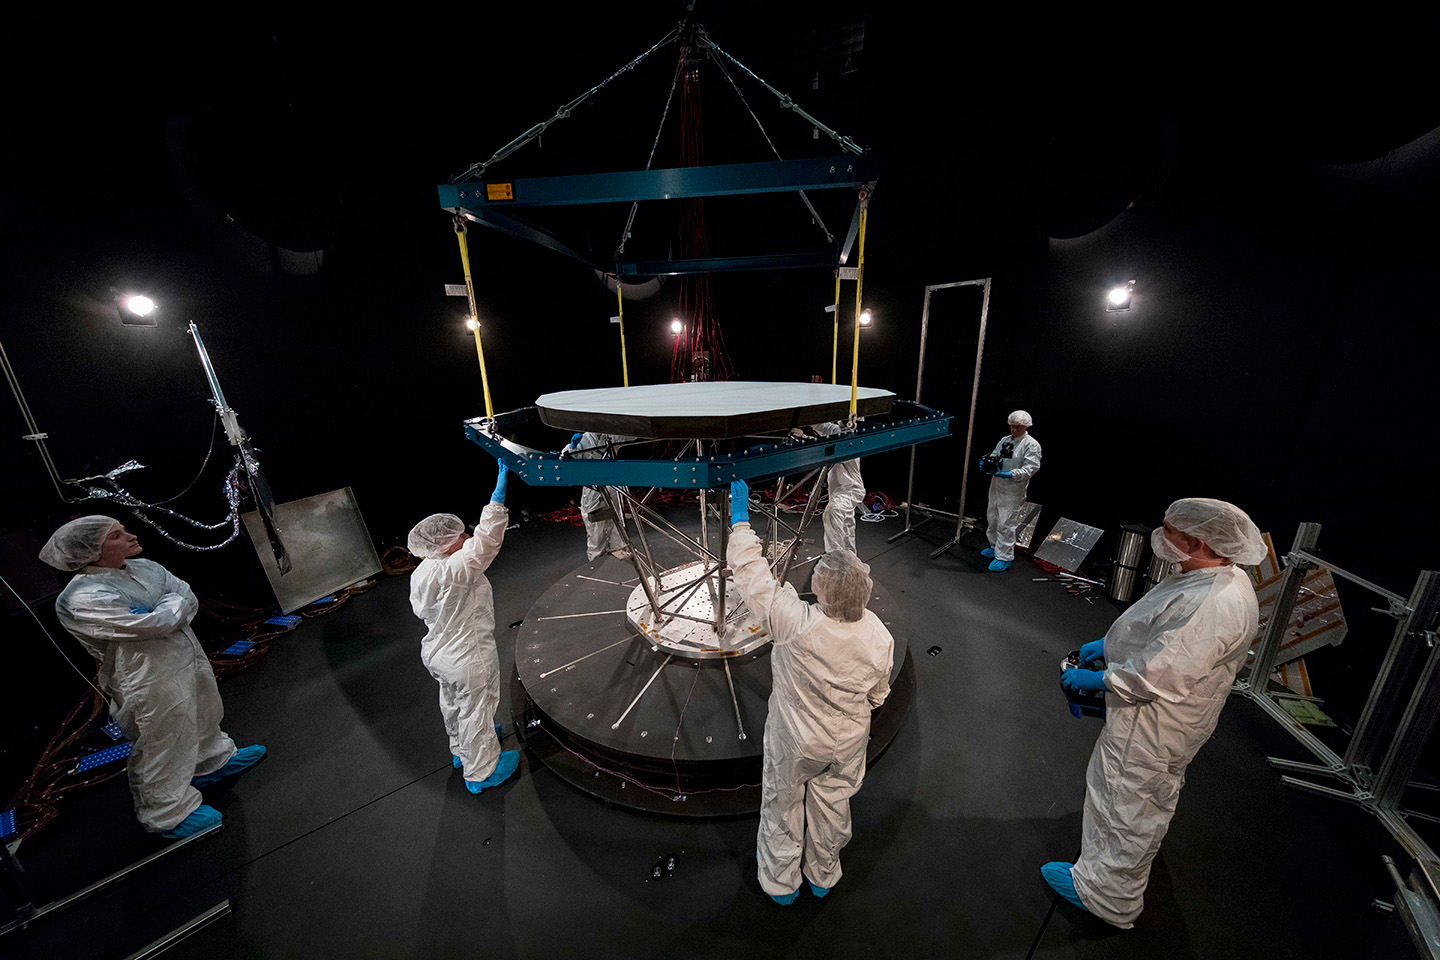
[[451, 25, 682, 183]]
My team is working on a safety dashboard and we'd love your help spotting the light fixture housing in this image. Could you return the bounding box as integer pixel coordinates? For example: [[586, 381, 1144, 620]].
[[858, 310, 872, 326], [465, 317, 479, 332], [1105, 280, 1136, 313], [118, 294, 158, 326]]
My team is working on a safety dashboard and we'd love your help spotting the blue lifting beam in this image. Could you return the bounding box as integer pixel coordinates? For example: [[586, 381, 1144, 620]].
[[439, 156, 877, 211], [463, 401, 950, 490], [438, 155, 878, 275], [616, 253, 839, 276]]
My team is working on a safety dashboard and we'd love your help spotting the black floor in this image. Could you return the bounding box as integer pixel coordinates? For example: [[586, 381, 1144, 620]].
[[1, 505, 1422, 959]]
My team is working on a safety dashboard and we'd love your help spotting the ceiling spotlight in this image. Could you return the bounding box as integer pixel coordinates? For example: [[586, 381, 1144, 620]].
[[858, 310, 872, 326], [670, 318, 683, 334], [1106, 280, 1136, 312], [465, 317, 479, 332], [118, 294, 158, 326]]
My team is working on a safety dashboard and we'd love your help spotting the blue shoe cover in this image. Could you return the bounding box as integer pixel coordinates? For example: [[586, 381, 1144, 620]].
[[192, 745, 267, 787], [988, 559, 1012, 572], [465, 750, 519, 794], [769, 890, 798, 906], [808, 881, 831, 898], [161, 804, 222, 838], [980, 547, 995, 558], [1041, 862, 1088, 912]]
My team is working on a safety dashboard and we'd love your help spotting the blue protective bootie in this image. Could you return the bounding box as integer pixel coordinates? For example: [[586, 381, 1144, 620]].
[[465, 750, 520, 794], [192, 745, 267, 787], [988, 559, 1012, 572], [161, 804, 222, 839], [980, 547, 995, 558], [769, 890, 799, 906], [453, 754, 463, 769], [1041, 861, 1088, 912], [808, 881, 831, 899]]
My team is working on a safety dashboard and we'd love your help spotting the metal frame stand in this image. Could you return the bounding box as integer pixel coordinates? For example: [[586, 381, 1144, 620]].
[[1237, 521, 1440, 893], [602, 465, 830, 653], [0, 822, 222, 937], [886, 278, 992, 555]]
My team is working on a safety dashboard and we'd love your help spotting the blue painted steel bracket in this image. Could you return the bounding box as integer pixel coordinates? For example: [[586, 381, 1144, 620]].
[[463, 401, 951, 489], [440, 156, 879, 211], [463, 206, 599, 269]]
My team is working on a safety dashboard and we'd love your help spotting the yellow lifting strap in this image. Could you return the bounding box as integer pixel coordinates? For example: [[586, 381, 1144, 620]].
[[849, 200, 869, 418], [616, 281, 630, 387], [454, 218, 494, 419], [831, 272, 842, 385]]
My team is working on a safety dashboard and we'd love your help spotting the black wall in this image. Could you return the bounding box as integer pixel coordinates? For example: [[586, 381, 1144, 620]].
[[4, 4, 1439, 792]]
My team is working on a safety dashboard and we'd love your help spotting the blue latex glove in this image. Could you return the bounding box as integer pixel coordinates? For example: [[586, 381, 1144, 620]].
[[996, 471, 1013, 479], [129, 605, 150, 615], [1079, 638, 1105, 665], [570, 432, 585, 448], [491, 461, 509, 504], [1061, 668, 1107, 694], [730, 480, 750, 524], [977, 459, 985, 471]]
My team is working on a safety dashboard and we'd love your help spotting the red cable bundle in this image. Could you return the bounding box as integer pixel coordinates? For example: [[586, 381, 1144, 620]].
[[670, 50, 735, 384], [864, 491, 897, 512]]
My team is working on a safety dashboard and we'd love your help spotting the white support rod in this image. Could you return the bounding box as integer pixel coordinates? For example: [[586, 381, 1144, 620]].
[[952, 279, 992, 544]]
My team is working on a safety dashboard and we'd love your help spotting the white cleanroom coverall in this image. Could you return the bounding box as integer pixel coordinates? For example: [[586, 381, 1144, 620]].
[[812, 422, 865, 556], [56, 560, 237, 832], [569, 432, 629, 560], [728, 523, 895, 896], [410, 501, 510, 782], [1071, 564, 1260, 927], [985, 433, 1041, 561]]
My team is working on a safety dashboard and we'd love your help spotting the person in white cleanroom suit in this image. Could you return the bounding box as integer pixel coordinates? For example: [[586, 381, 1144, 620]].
[[42, 516, 266, 839], [408, 462, 520, 793], [726, 479, 894, 906], [982, 410, 1042, 572], [1046, 497, 1265, 928], [810, 421, 866, 556], [565, 432, 632, 561]]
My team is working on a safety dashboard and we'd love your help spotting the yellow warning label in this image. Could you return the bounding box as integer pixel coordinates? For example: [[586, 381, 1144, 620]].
[[485, 182, 514, 201]]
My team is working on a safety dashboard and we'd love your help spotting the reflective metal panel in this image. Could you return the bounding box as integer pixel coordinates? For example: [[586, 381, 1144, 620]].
[[242, 487, 381, 614], [1033, 518, 1105, 573]]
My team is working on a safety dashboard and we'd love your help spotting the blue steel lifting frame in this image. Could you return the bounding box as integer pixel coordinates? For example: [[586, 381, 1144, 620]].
[[438, 156, 878, 276], [438, 19, 875, 276], [463, 400, 949, 489]]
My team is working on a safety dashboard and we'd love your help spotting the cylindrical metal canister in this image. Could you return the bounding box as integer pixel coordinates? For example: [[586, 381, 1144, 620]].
[[1144, 550, 1176, 594], [1109, 525, 1149, 602]]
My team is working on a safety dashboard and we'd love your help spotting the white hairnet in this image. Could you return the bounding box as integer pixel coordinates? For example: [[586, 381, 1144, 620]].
[[408, 513, 465, 559], [39, 515, 121, 571], [812, 550, 872, 623], [1007, 410, 1033, 427], [1165, 498, 1266, 565]]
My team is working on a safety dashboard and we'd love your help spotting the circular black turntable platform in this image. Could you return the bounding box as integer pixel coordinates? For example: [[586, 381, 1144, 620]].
[[512, 554, 916, 816]]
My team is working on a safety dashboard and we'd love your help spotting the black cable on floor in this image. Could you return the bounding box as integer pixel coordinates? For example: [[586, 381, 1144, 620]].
[[1025, 849, 1082, 960], [1024, 895, 1060, 960]]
